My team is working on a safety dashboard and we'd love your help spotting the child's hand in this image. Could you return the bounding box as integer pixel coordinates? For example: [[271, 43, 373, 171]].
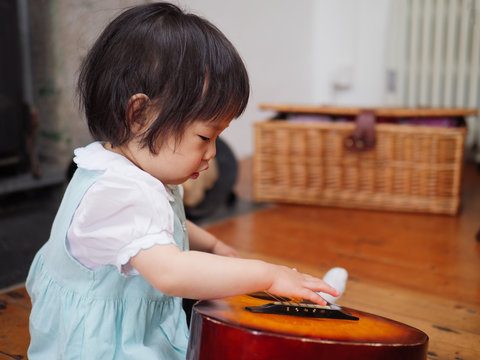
[[212, 239, 240, 258], [267, 266, 339, 306]]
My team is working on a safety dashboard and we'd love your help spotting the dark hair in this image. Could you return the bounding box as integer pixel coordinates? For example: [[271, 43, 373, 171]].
[[77, 2, 249, 152]]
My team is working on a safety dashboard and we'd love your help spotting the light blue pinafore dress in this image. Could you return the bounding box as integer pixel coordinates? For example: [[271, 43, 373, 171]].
[[26, 168, 190, 359]]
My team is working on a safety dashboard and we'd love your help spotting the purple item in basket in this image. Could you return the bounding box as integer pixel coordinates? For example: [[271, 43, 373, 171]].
[[288, 114, 333, 123], [398, 117, 457, 127]]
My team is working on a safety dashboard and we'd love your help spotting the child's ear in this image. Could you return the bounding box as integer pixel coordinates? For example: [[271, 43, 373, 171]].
[[126, 93, 150, 133]]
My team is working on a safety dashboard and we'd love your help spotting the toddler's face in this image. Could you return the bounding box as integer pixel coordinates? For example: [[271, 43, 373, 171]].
[[131, 117, 231, 185]]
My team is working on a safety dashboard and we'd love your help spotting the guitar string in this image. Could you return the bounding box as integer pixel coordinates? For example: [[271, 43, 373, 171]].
[[261, 291, 335, 314], [263, 291, 284, 302], [262, 291, 330, 309], [263, 291, 293, 305]]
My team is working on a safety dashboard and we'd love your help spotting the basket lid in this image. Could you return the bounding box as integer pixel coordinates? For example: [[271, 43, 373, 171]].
[[259, 103, 478, 118]]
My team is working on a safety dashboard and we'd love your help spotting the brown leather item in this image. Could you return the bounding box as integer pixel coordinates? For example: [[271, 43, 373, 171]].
[[344, 109, 376, 152]]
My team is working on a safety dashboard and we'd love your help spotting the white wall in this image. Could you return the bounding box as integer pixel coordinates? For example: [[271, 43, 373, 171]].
[[312, 0, 392, 106], [179, 0, 392, 159]]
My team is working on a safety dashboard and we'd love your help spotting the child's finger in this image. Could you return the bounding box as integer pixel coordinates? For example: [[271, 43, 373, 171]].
[[303, 278, 339, 297], [300, 289, 328, 306]]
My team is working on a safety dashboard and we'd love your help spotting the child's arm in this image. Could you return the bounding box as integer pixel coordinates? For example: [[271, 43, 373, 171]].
[[187, 220, 240, 257], [130, 244, 338, 305]]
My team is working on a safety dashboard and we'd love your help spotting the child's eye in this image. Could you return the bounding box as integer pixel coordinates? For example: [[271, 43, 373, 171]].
[[199, 135, 211, 142]]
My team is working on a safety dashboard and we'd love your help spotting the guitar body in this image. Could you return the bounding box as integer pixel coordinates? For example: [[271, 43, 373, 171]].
[[186, 294, 428, 360]]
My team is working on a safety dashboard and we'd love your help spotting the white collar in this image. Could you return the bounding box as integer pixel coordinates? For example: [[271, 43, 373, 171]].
[[73, 142, 174, 201]]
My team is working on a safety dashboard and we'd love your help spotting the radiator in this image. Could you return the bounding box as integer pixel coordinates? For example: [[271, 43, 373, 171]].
[[385, 0, 480, 161]]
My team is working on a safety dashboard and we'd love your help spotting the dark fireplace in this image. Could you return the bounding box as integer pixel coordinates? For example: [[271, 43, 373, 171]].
[[0, 0, 39, 178], [0, 0, 40, 184]]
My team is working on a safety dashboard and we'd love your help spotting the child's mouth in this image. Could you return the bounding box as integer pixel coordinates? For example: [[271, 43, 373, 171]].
[[190, 172, 199, 179]]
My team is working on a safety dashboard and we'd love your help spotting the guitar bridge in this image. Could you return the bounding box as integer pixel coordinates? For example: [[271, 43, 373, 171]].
[[245, 302, 359, 321]]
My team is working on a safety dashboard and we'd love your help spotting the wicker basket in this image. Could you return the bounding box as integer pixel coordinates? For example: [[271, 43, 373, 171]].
[[253, 105, 476, 215]]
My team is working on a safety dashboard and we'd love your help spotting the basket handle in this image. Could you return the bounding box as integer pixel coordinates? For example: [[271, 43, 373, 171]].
[[344, 109, 376, 152]]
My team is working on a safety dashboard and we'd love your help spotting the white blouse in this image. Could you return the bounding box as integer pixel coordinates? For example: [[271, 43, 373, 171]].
[[67, 142, 177, 275]]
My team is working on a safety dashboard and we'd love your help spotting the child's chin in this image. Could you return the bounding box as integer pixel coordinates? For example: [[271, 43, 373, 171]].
[[190, 172, 200, 180]]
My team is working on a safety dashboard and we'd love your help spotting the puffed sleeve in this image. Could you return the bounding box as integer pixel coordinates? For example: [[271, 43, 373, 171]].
[[67, 169, 176, 276]]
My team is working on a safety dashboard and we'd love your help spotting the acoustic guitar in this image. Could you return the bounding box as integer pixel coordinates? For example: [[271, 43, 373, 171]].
[[186, 293, 428, 360]]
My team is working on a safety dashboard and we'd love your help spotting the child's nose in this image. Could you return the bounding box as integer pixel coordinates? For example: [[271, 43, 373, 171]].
[[204, 141, 216, 160]]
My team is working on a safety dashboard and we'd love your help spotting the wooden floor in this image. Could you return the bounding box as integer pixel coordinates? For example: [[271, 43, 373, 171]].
[[1, 160, 479, 359]]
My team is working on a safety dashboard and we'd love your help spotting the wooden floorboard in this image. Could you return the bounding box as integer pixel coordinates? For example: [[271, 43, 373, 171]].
[[0, 287, 30, 359], [1, 161, 478, 359], [209, 202, 480, 304]]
